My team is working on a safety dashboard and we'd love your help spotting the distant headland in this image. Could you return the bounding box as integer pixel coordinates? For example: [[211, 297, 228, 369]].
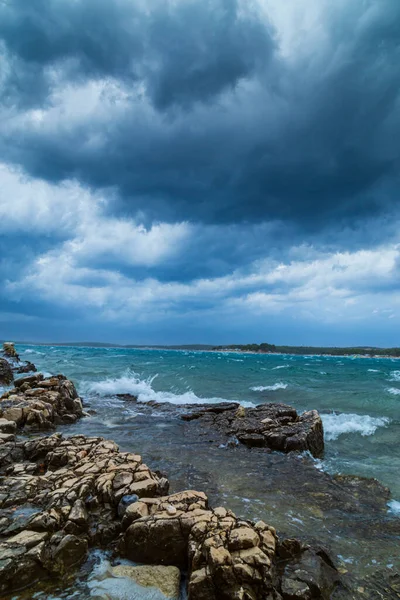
[[2, 339, 400, 357]]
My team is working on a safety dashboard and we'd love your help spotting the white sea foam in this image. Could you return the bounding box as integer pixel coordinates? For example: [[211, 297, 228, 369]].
[[272, 365, 289, 370], [387, 500, 400, 515], [389, 370, 400, 381], [250, 382, 288, 392], [368, 369, 380, 372], [24, 348, 45, 355], [83, 371, 245, 406], [387, 387, 400, 396], [322, 413, 390, 441]]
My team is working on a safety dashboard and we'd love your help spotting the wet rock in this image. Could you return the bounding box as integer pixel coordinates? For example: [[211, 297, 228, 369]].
[[0, 432, 170, 595], [121, 490, 280, 599], [280, 548, 339, 599], [2, 342, 19, 361], [46, 533, 88, 575], [0, 358, 13, 385], [14, 361, 37, 374], [112, 564, 181, 599], [0, 418, 17, 434], [182, 402, 324, 458], [119, 487, 342, 600], [117, 494, 139, 518]]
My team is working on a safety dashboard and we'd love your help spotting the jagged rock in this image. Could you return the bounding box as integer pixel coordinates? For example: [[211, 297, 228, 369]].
[[121, 491, 277, 599], [0, 418, 17, 434], [182, 402, 324, 458], [112, 564, 181, 599], [120, 489, 341, 600], [0, 374, 83, 431], [0, 358, 13, 385], [14, 361, 37, 374], [279, 547, 339, 599], [0, 433, 170, 595], [2, 342, 19, 361]]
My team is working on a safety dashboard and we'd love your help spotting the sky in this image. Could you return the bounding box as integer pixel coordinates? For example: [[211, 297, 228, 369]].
[[0, 0, 399, 346]]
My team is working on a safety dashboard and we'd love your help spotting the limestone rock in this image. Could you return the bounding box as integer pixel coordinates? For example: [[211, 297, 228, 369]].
[[0, 432, 169, 596], [0, 374, 84, 431], [112, 564, 181, 599]]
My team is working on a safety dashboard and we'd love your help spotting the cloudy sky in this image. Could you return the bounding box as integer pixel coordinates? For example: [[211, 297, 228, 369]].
[[0, 0, 399, 345]]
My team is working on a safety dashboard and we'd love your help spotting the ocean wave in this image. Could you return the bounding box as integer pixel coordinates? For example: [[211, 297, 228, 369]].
[[82, 371, 242, 406], [389, 370, 400, 381], [387, 499, 400, 516], [368, 369, 380, 372], [250, 382, 288, 392], [24, 349, 45, 355], [387, 387, 400, 396], [322, 413, 390, 441], [272, 365, 289, 370]]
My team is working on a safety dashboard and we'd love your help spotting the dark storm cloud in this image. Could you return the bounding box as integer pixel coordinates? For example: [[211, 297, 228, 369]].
[[0, 0, 399, 230], [0, 0, 273, 108]]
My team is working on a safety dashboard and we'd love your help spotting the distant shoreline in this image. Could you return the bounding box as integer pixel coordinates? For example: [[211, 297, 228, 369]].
[[5, 340, 400, 359]]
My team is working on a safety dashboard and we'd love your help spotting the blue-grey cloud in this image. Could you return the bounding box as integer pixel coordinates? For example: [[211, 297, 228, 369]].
[[0, 0, 399, 231], [1, 0, 400, 345]]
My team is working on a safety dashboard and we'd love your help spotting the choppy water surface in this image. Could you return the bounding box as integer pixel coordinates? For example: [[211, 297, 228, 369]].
[[13, 344, 400, 593]]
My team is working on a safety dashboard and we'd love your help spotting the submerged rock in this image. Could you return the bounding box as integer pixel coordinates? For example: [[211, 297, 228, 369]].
[[112, 564, 181, 599], [182, 402, 324, 458]]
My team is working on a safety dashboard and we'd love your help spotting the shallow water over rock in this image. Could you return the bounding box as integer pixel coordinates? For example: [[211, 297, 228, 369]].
[[52, 394, 400, 597]]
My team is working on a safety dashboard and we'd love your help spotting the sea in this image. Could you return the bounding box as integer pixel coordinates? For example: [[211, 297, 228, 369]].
[[5, 344, 400, 597]]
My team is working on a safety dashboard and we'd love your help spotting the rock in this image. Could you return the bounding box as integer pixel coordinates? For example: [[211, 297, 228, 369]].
[[68, 499, 88, 527], [121, 490, 281, 599], [0, 358, 13, 385], [118, 494, 139, 518], [0, 374, 84, 431], [280, 548, 339, 599], [123, 500, 149, 524], [181, 402, 324, 458], [129, 478, 159, 497], [14, 361, 37, 374], [228, 526, 260, 551], [112, 564, 181, 599], [47, 534, 88, 575], [0, 418, 17, 434], [14, 373, 44, 388], [2, 343, 19, 361], [0, 431, 169, 595]]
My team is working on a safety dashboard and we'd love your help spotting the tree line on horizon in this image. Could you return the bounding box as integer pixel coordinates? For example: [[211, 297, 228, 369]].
[[212, 343, 400, 357]]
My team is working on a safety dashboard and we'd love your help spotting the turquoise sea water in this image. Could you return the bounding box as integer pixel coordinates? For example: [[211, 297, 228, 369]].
[[17, 344, 400, 499], [4, 344, 400, 597]]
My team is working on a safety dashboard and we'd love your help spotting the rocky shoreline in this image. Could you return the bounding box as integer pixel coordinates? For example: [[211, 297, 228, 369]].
[[0, 343, 398, 599]]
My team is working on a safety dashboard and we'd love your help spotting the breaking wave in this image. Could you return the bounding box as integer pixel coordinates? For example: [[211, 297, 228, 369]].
[[250, 382, 288, 392], [82, 371, 248, 406], [322, 413, 390, 441], [389, 370, 400, 381], [387, 500, 400, 516], [387, 387, 400, 396]]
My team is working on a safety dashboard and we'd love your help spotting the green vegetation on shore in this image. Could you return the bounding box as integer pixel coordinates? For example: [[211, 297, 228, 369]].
[[211, 343, 400, 357]]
